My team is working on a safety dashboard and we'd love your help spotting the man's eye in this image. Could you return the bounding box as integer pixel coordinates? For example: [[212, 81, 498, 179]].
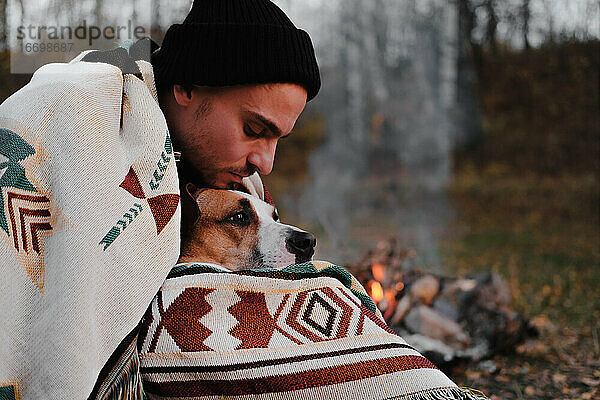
[[244, 125, 263, 138], [227, 211, 249, 225]]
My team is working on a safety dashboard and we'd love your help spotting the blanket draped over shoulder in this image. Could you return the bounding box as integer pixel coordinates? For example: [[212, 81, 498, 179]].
[[0, 47, 181, 399], [138, 261, 488, 400]]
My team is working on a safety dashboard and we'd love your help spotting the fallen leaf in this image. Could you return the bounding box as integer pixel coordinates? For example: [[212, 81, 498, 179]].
[[466, 370, 482, 380], [553, 372, 567, 384], [524, 386, 536, 396], [581, 378, 600, 387], [530, 315, 557, 334], [558, 351, 577, 365], [542, 285, 552, 296], [516, 339, 548, 356]]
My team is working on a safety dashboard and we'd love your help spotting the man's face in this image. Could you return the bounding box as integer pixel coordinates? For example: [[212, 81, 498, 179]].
[[166, 83, 307, 189]]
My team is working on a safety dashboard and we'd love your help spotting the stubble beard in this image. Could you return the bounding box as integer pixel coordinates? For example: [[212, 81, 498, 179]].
[[177, 96, 256, 189]]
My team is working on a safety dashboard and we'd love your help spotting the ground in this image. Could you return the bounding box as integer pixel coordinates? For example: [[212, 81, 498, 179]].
[[444, 169, 599, 399]]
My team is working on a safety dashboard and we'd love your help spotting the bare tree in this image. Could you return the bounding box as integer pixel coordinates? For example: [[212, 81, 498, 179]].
[[541, 0, 556, 44], [456, 0, 483, 147], [94, 0, 104, 26], [484, 0, 498, 53], [521, 0, 531, 50], [458, 0, 481, 73], [18, 0, 24, 30], [582, 0, 599, 41], [0, 0, 7, 51], [132, 0, 138, 27], [151, 0, 163, 42]]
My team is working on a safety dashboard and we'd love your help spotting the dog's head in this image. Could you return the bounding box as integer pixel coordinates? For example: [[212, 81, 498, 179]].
[[179, 183, 316, 271]]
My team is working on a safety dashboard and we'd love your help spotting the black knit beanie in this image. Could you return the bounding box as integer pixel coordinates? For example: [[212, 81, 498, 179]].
[[152, 0, 321, 101]]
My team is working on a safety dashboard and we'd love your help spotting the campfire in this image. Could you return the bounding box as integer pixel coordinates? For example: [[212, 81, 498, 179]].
[[350, 239, 533, 366]]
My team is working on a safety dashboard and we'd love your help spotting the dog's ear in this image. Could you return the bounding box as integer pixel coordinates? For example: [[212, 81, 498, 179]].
[[185, 182, 202, 199], [180, 182, 203, 238]]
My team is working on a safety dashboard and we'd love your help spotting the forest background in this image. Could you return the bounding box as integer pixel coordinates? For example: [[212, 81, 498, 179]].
[[0, 1, 598, 398]]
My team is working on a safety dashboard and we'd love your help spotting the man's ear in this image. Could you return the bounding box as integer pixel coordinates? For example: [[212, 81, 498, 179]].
[[173, 84, 194, 106]]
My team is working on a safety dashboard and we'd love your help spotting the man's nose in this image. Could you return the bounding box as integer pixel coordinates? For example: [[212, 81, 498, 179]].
[[247, 140, 277, 175]]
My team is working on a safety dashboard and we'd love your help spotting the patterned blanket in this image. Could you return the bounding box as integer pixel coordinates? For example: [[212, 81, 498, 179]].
[[0, 42, 268, 399], [0, 44, 181, 399], [138, 261, 488, 399]]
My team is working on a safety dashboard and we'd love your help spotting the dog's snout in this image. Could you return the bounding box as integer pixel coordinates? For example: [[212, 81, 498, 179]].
[[288, 231, 316, 253], [285, 231, 316, 263]]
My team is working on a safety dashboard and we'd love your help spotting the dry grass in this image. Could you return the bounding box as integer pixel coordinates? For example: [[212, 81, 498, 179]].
[[444, 165, 599, 399]]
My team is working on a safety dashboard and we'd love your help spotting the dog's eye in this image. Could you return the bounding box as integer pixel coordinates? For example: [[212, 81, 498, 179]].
[[273, 209, 279, 222], [227, 211, 249, 225]]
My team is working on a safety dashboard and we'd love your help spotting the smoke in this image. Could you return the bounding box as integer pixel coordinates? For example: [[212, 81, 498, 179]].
[[283, 0, 462, 270]]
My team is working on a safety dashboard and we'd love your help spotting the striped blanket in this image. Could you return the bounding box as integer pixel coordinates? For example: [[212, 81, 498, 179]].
[[138, 261, 488, 399]]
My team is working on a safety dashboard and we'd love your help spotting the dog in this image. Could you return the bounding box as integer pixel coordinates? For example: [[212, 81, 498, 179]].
[[179, 182, 316, 271]]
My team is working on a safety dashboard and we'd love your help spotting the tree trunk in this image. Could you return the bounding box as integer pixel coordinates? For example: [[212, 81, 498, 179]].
[[521, 0, 531, 50], [151, 0, 163, 43], [456, 0, 483, 148], [94, 0, 104, 26], [132, 0, 138, 28], [485, 0, 497, 54], [458, 0, 481, 76], [18, 0, 24, 31], [0, 0, 7, 51]]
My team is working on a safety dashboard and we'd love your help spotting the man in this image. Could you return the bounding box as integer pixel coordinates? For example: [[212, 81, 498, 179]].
[[151, 0, 320, 193], [0, 1, 321, 399]]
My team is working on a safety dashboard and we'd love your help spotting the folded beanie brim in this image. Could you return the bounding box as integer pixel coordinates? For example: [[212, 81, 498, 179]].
[[153, 23, 320, 100]]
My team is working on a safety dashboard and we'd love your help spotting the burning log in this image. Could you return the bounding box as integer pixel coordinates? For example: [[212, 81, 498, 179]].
[[349, 239, 534, 366]]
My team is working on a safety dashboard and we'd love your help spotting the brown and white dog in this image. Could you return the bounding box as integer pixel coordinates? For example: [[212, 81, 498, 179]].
[[179, 183, 316, 271]]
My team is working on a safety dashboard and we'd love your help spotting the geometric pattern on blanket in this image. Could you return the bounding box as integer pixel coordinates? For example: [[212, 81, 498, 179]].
[[0, 127, 63, 293], [0, 49, 180, 399], [138, 262, 489, 399]]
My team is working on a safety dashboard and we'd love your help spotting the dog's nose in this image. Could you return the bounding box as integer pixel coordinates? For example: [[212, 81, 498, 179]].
[[286, 231, 317, 263]]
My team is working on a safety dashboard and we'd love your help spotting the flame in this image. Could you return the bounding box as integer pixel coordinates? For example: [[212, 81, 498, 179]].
[[369, 280, 384, 303], [371, 262, 386, 282], [382, 288, 398, 320], [368, 262, 406, 319], [384, 288, 396, 306]]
